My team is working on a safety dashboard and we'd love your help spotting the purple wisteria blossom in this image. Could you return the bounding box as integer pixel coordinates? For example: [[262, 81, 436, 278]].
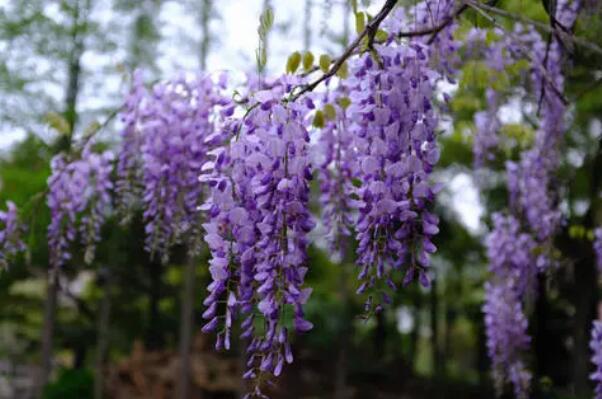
[[347, 42, 442, 312], [47, 148, 113, 268], [473, 89, 500, 167], [486, 213, 539, 295], [506, 1, 580, 242], [116, 70, 148, 222], [483, 213, 537, 397], [137, 74, 228, 261], [483, 282, 531, 399], [594, 227, 602, 273], [316, 84, 357, 262], [591, 321, 602, 399], [0, 201, 25, 269], [200, 76, 315, 395]]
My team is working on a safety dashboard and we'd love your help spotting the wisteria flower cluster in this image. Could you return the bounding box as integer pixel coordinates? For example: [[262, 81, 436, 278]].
[[199, 76, 316, 395], [477, 2, 581, 395], [506, 0, 580, 242], [482, 213, 536, 397], [315, 84, 356, 263], [116, 70, 147, 222], [594, 227, 602, 273], [348, 45, 441, 311], [47, 148, 113, 267], [117, 73, 229, 262], [483, 282, 531, 399], [0, 201, 25, 269], [31, 1, 592, 397], [591, 321, 602, 399]]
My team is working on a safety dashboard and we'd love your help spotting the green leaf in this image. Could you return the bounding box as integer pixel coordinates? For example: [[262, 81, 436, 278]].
[[355, 12, 365, 34], [303, 51, 314, 71], [261, 7, 274, 31], [83, 121, 101, 139], [375, 29, 388, 42], [313, 110, 325, 128], [45, 112, 70, 135], [337, 96, 351, 109], [319, 54, 331, 73], [336, 61, 349, 79], [286, 51, 302, 73], [323, 104, 337, 121], [569, 225, 586, 239], [256, 47, 267, 69]]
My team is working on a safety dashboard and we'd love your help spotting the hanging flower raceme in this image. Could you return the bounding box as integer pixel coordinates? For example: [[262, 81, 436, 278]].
[[315, 83, 357, 262], [464, 26, 528, 168], [411, 0, 459, 79], [486, 213, 539, 295], [594, 228, 602, 273], [591, 321, 602, 399], [347, 41, 441, 313], [199, 76, 315, 395], [138, 74, 228, 262], [473, 89, 500, 167], [506, 1, 580, 242], [116, 70, 148, 222], [483, 213, 537, 397], [47, 148, 114, 268], [483, 281, 531, 399], [0, 201, 26, 269]]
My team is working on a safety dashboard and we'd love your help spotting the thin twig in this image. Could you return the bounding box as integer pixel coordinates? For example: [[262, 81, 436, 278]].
[[467, 0, 602, 57], [75, 106, 122, 154], [467, 1, 569, 106], [290, 0, 397, 102]]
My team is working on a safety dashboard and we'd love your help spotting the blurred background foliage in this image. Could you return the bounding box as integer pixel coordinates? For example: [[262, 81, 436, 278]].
[[0, 0, 601, 398]]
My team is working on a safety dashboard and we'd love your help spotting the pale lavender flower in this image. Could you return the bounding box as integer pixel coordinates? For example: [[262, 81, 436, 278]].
[[0, 201, 25, 269], [47, 148, 113, 268], [590, 320, 602, 399]]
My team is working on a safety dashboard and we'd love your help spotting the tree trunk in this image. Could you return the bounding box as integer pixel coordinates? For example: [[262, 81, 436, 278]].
[[571, 140, 602, 395], [199, 0, 211, 70], [176, 255, 197, 399], [37, 269, 59, 398], [334, 264, 352, 399], [145, 256, 164, 350], [94, 268, 112, 399], [303, 0, 312, 51], [408, 295, 421, 371], [430, 278, 443, 378], [571, 244, 597, 396]]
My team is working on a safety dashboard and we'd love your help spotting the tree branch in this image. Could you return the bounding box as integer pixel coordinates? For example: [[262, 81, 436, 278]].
[[466, 1, 569, 106], [290, 0, 397, 102], [467, 0, 602, 57]]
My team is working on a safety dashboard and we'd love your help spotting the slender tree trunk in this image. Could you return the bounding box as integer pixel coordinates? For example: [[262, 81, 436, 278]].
[[303, 0, 312, 51], [145, 256, 164, 349], [571, 244, 597, 396], [199, 0, 211, 70], [38, 2, 89, 394], [334, 263, 352, 399], [37, 269, 59, 398], [430, 278, 442, 378], [177, 255, 197, 399], [94, 268, 112, 399], [342, 0, 350, 47], [334, 321, 351, 399], [570, 141, 602, 395], [408, 295, 421, 371]]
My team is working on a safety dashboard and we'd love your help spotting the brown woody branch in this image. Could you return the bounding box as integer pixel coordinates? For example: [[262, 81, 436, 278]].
[[290, 0, 397, 102], [467, 0, 602, 57]]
